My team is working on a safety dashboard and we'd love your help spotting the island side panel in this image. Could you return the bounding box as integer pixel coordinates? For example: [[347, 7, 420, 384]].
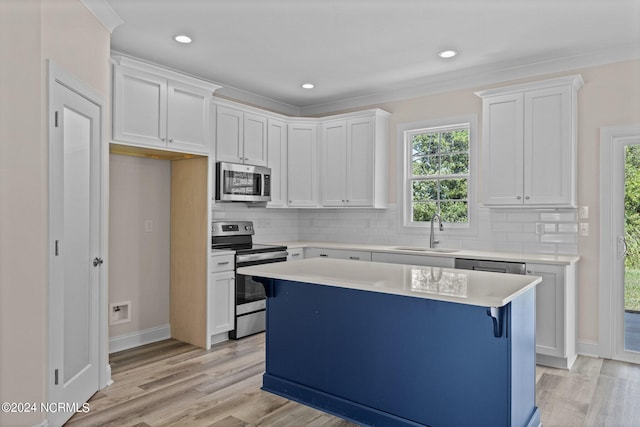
[[262, 279, 536, 427], [509, 287, 540, 427]]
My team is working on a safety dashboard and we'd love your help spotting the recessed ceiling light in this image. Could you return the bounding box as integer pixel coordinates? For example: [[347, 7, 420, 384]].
[[301, 83, 315, 89], [438, 50, 457, 59], [174, 35, 192, 44]]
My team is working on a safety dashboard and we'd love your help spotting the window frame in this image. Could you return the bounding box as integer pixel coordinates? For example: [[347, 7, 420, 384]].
[[399, 115, 478, 234]]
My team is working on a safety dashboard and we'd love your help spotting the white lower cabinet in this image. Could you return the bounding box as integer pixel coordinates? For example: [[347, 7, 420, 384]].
[[528, 262, 576, 369], [286, 247, 304, 261], [371, 252, 455, 268], [208, 254, 235, 345], [305, 248, 371, 262]]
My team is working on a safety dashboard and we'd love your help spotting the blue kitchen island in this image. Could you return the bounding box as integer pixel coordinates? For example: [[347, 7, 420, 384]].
[[238, 258, 542, 427]]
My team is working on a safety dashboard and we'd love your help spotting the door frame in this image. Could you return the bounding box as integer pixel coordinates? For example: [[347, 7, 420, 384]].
[[599, 123, 640, 363], [47, 61, 111, 403]]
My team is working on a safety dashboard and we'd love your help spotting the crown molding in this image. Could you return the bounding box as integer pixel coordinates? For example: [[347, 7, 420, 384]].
[[80, 0, 124, 33]]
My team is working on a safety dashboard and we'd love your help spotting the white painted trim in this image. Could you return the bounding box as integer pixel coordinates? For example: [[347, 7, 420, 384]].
[[577, 340, 600, 358], [396, 115, 479, 238], [599, 124, 640, 362], [79, 0, 124, 33], [298, 45, 639, 116], [111, 53, 222, 93], [109, 324, 171, 354]]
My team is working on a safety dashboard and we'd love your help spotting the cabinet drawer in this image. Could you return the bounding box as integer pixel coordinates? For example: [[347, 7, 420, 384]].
[[287, 248, 304, 261], [210, 254, 235, 272]]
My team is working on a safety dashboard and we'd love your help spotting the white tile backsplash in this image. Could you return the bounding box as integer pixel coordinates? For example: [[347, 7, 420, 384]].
[[212, 202, 578, 255]]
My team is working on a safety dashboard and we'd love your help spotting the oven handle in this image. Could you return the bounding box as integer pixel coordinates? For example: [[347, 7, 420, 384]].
[[236, 250, 289, 264]]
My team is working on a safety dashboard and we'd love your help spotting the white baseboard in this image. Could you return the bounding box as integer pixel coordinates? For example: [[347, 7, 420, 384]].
[[577, 340, 600, 358], [109, 324, 171, 353]]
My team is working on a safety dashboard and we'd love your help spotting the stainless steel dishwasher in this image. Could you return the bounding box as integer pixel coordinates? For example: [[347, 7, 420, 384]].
[[454, 258, 526, 275]]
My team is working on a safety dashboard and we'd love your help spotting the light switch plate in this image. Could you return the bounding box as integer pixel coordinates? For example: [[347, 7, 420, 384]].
[[578, 206, 589, 219]]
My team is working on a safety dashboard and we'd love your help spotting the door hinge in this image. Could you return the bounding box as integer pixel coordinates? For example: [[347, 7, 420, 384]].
[[54, 369, 59, 385], [55, 240, 59, 256], [54, 111, 59, 128]]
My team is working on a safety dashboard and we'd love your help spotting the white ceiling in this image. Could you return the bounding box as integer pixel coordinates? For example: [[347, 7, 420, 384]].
[[104, 0, 640, 115]]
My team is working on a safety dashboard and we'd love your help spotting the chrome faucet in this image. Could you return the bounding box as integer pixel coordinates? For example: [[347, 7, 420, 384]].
[[430, 213, 443, 248]]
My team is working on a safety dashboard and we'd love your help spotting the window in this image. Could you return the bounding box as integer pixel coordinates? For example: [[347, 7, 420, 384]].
[[404, 121, 473, 227]]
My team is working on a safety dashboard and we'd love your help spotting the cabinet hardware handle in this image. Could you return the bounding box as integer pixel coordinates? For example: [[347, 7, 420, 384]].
[[349, 256, 360, 260], [291, 253, 300, 257], [517, 196, 522, 200], [525, 196, 530, 200], [93, 257, 104, 267], [162, 137, 167, 142], [319, 254, 328, 257], [217, 261, 230, 265], [169, 138, 174, 143], [526, 270, 532, 274]]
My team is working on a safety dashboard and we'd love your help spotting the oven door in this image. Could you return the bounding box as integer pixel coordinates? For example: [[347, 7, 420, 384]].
[[232, 252, 287, 339]]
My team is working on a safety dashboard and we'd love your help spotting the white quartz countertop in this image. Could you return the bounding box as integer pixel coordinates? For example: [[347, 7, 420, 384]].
[[272, 241, 579, 265], [237, 258, 542, 307]]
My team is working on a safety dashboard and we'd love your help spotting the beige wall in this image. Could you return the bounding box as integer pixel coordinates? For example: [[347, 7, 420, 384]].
[[369, 59, 640, 346], [0, 1, 110, 425], [109, 154, 171, 338]]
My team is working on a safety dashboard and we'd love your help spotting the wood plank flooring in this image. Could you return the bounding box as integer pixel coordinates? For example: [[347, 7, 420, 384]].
[[67, 334, 640, 426]]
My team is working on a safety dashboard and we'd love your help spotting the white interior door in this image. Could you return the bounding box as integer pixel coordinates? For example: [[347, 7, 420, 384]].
[[600, 124, 640, 365], [49, 71, 103, 426]]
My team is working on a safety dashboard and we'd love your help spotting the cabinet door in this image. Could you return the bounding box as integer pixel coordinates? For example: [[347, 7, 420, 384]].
[[524, 86, 573, 206], [347, 117, 375, 206], [267, 119, 288, 207], [527, 263, 565, 357], [243, 113, 268, 166], [287, 123, 318, 207], [215, 105, 244, 163], [481, 93, 524, 205], [113, 66, 167, 147], [167, 82, 211, 154], [320, 121, 348, 206], [209, 271, 235, 336]]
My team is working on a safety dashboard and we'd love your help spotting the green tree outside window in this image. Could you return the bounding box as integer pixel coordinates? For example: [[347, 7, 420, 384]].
[[409, 126, 470, 224]]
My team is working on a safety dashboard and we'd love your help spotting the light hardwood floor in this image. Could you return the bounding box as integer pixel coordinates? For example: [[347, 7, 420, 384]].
[[68, 334, 640, 426]]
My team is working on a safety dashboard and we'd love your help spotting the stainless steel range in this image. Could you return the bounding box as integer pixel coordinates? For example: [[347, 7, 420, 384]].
[[211, 220, 288, 339]]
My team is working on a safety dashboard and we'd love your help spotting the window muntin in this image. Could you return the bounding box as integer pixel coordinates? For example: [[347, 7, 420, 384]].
[[407, 125, 470, 224]]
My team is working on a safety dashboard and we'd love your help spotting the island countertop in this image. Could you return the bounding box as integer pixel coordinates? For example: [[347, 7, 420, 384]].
[[237, 257, 541, 307]]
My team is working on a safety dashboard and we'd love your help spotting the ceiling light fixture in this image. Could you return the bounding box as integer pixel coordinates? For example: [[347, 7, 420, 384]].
[[301, 83, 315, 89], [438, 50, 457, 59], [174, 35, 192, 44]]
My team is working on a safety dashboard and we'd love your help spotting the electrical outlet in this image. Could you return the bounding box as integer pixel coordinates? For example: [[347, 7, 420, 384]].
[[579, 222, 589, 236]]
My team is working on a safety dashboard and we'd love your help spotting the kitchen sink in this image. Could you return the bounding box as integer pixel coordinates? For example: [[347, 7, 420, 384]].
[[391, 246, 460, 253]]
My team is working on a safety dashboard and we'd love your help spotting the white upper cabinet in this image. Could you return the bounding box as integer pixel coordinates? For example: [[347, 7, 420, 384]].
[[319, 111, 389, 208], [112, 56, 218, 155], [287, 122, 318, 207], [476, 75, 583, 207], [210, 98, 390, 209], [214, 100, 268, 166], [267, 118, 288, 207]]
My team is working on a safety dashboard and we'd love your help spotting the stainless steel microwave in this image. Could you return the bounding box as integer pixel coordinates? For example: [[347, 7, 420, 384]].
[[215, 162, 271, 203]]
